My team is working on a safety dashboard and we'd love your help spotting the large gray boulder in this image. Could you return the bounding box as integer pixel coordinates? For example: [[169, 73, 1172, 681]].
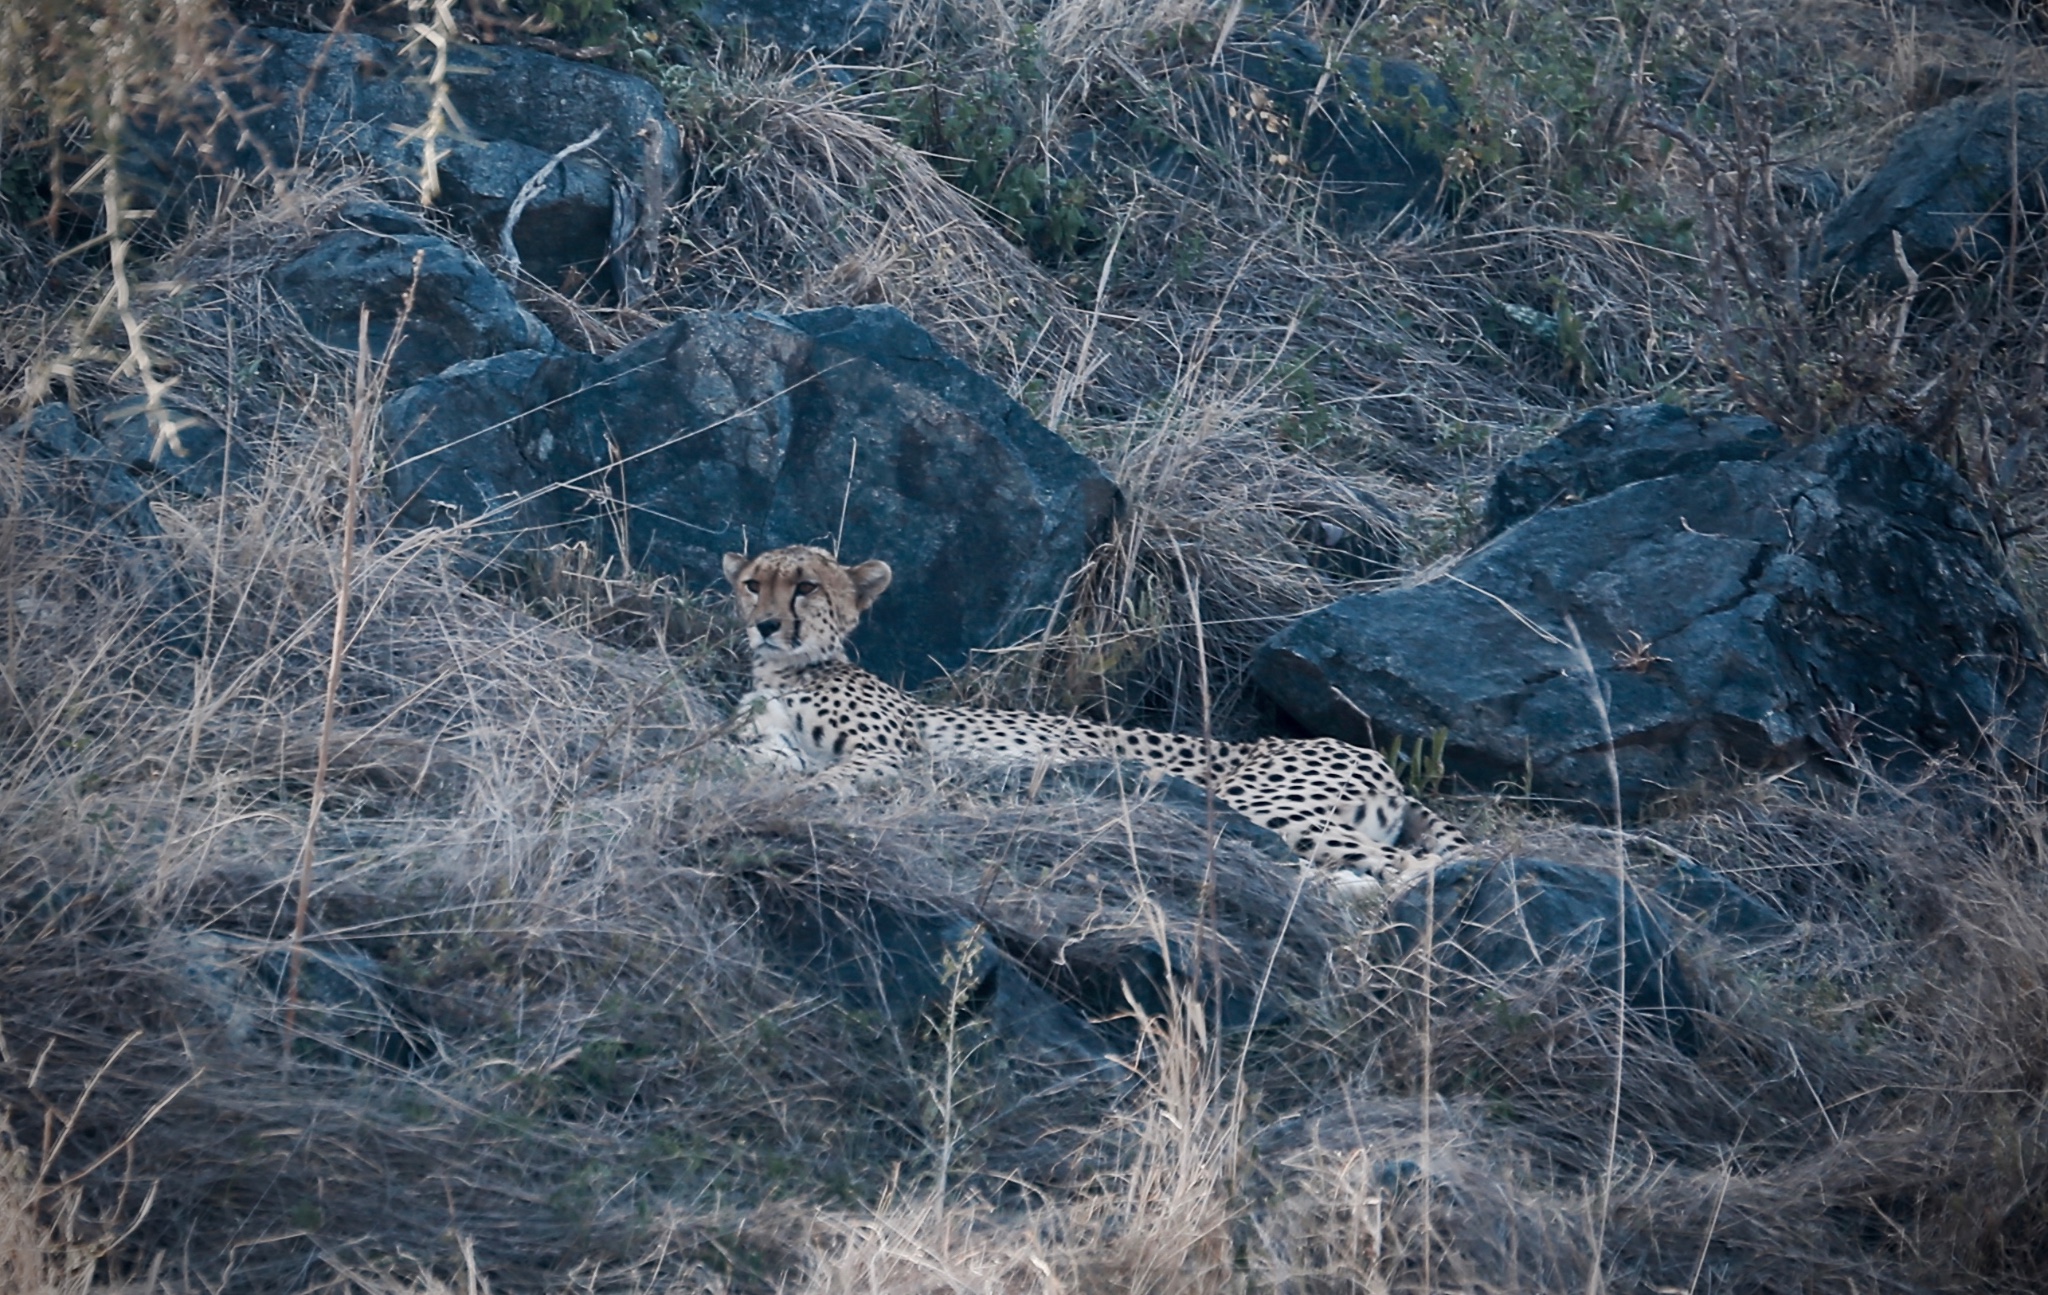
[[1822, 89, 2048, 285], [131, 28, 680, 294], [1254, 406, 2046, 812], [270, 206, 561, 388], [382, 304, 1120, 684], [750, 877, 1115, 1082]]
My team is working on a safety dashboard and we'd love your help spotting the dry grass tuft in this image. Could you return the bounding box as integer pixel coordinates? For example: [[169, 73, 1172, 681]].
[[8, 0, 2048, 1290], [0, 1147, 101, 1295], [661, 61, 1083, 390], [957, 382, 1436, 731]]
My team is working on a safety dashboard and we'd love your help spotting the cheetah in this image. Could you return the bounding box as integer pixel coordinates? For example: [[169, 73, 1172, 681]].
[[723, 545, 1469, 890]]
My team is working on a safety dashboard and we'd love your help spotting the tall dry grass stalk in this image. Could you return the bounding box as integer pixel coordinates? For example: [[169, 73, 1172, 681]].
[[0, 1148, 95, 1295], [283, 295, 398, 1052], [796, 997, 1244, 1295], [397, 0, 462, 207], [2, 0, 235, 445], [7, 0, 2048, 1288]]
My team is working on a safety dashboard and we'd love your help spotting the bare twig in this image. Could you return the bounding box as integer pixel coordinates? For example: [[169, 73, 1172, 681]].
[[284, 254, 418, 1047], [500, 124, 609, 275]]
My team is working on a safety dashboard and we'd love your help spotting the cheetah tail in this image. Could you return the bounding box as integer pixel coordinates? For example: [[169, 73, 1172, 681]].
[[1401, 803, 1471, 860]]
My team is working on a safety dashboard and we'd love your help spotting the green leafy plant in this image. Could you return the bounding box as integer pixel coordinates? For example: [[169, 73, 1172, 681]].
[[869, 33, 1104, 264], [1383, 726, 1451, 797]]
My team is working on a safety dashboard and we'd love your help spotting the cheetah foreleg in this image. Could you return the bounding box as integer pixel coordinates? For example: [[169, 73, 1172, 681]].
[[1292, 826, 1431, 885], [735, 692, 814, 774], [809, 745, 911, 798]]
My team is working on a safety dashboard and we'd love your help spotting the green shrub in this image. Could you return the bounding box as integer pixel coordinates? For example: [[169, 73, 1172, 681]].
[[869, 31, 1104, 265]]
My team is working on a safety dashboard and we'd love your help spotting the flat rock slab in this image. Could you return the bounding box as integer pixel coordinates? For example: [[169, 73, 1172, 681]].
[[1255, 406, 2046, 812], [382, 303, 1120, 684], [1485, 403, 1785, 535]]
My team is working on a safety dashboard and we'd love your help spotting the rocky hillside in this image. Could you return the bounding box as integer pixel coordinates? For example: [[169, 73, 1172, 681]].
[[6, 0, 2048, 1291]]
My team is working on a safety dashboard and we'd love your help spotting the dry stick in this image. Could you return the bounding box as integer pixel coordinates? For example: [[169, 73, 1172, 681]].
[[399, 0, 461, 206], [1165, 535, 1223, 1014], [282, 308, 375, 1054], [833, 436, 859, 560], [1564, 615, 1629, 1295], [1887, 230, 1920, 369], [500, 124, 610, 275], [604, 431, 632, 576], [99, 127, 188, 465]]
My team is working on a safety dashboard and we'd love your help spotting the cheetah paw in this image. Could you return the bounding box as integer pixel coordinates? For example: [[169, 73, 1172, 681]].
[[1322, 867, 1387, 904], [808, 770, 863, 800]]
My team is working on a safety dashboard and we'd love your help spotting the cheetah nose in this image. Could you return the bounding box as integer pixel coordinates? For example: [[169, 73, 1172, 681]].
[[754, 619, 782, 638]]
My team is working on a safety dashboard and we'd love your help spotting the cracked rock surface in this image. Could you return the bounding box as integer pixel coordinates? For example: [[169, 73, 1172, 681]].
[[1254, 405, 2047, 813]]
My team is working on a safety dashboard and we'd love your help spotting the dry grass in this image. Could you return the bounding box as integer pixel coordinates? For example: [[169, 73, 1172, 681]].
[[953, 383, 1437, 731], [7, 0, 2048, 1289], [659, 60, 1085, 392], [0, 1147, 104, 1295]]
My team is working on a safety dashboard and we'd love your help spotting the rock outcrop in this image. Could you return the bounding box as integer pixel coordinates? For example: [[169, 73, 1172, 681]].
[[130, 27, 680, 295], [96, 397, 240, 499], [1063, 24, 1461, 238], [1378, 856, 1698, 1049], [1822, 89, 2048, 285], [1255, 406, 2045, 812], [12, 403, 198, 653], [751, 877, 1116, 1082], [382, 304, 1120, 685], [1214, 27, 1459, 230], [271, 203, 561, 387]]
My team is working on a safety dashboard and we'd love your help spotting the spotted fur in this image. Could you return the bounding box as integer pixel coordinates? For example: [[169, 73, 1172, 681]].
[[724, 545, 1470, 887]]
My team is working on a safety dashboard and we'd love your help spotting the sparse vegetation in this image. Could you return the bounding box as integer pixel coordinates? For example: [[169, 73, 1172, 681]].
[[8, 0, 2048, 1291]]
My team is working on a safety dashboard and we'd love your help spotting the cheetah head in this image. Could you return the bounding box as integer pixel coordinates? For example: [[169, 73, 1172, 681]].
[[722, 545, 893, 669]]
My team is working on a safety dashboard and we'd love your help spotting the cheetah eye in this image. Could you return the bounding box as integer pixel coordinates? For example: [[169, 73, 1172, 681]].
[[743, 580, 760, 594], [794, 581, 819, 597]]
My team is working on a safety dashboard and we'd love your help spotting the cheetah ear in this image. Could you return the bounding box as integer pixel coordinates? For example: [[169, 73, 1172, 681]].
[[848, 559, 893, 611], [721, 552, 749, 587]]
